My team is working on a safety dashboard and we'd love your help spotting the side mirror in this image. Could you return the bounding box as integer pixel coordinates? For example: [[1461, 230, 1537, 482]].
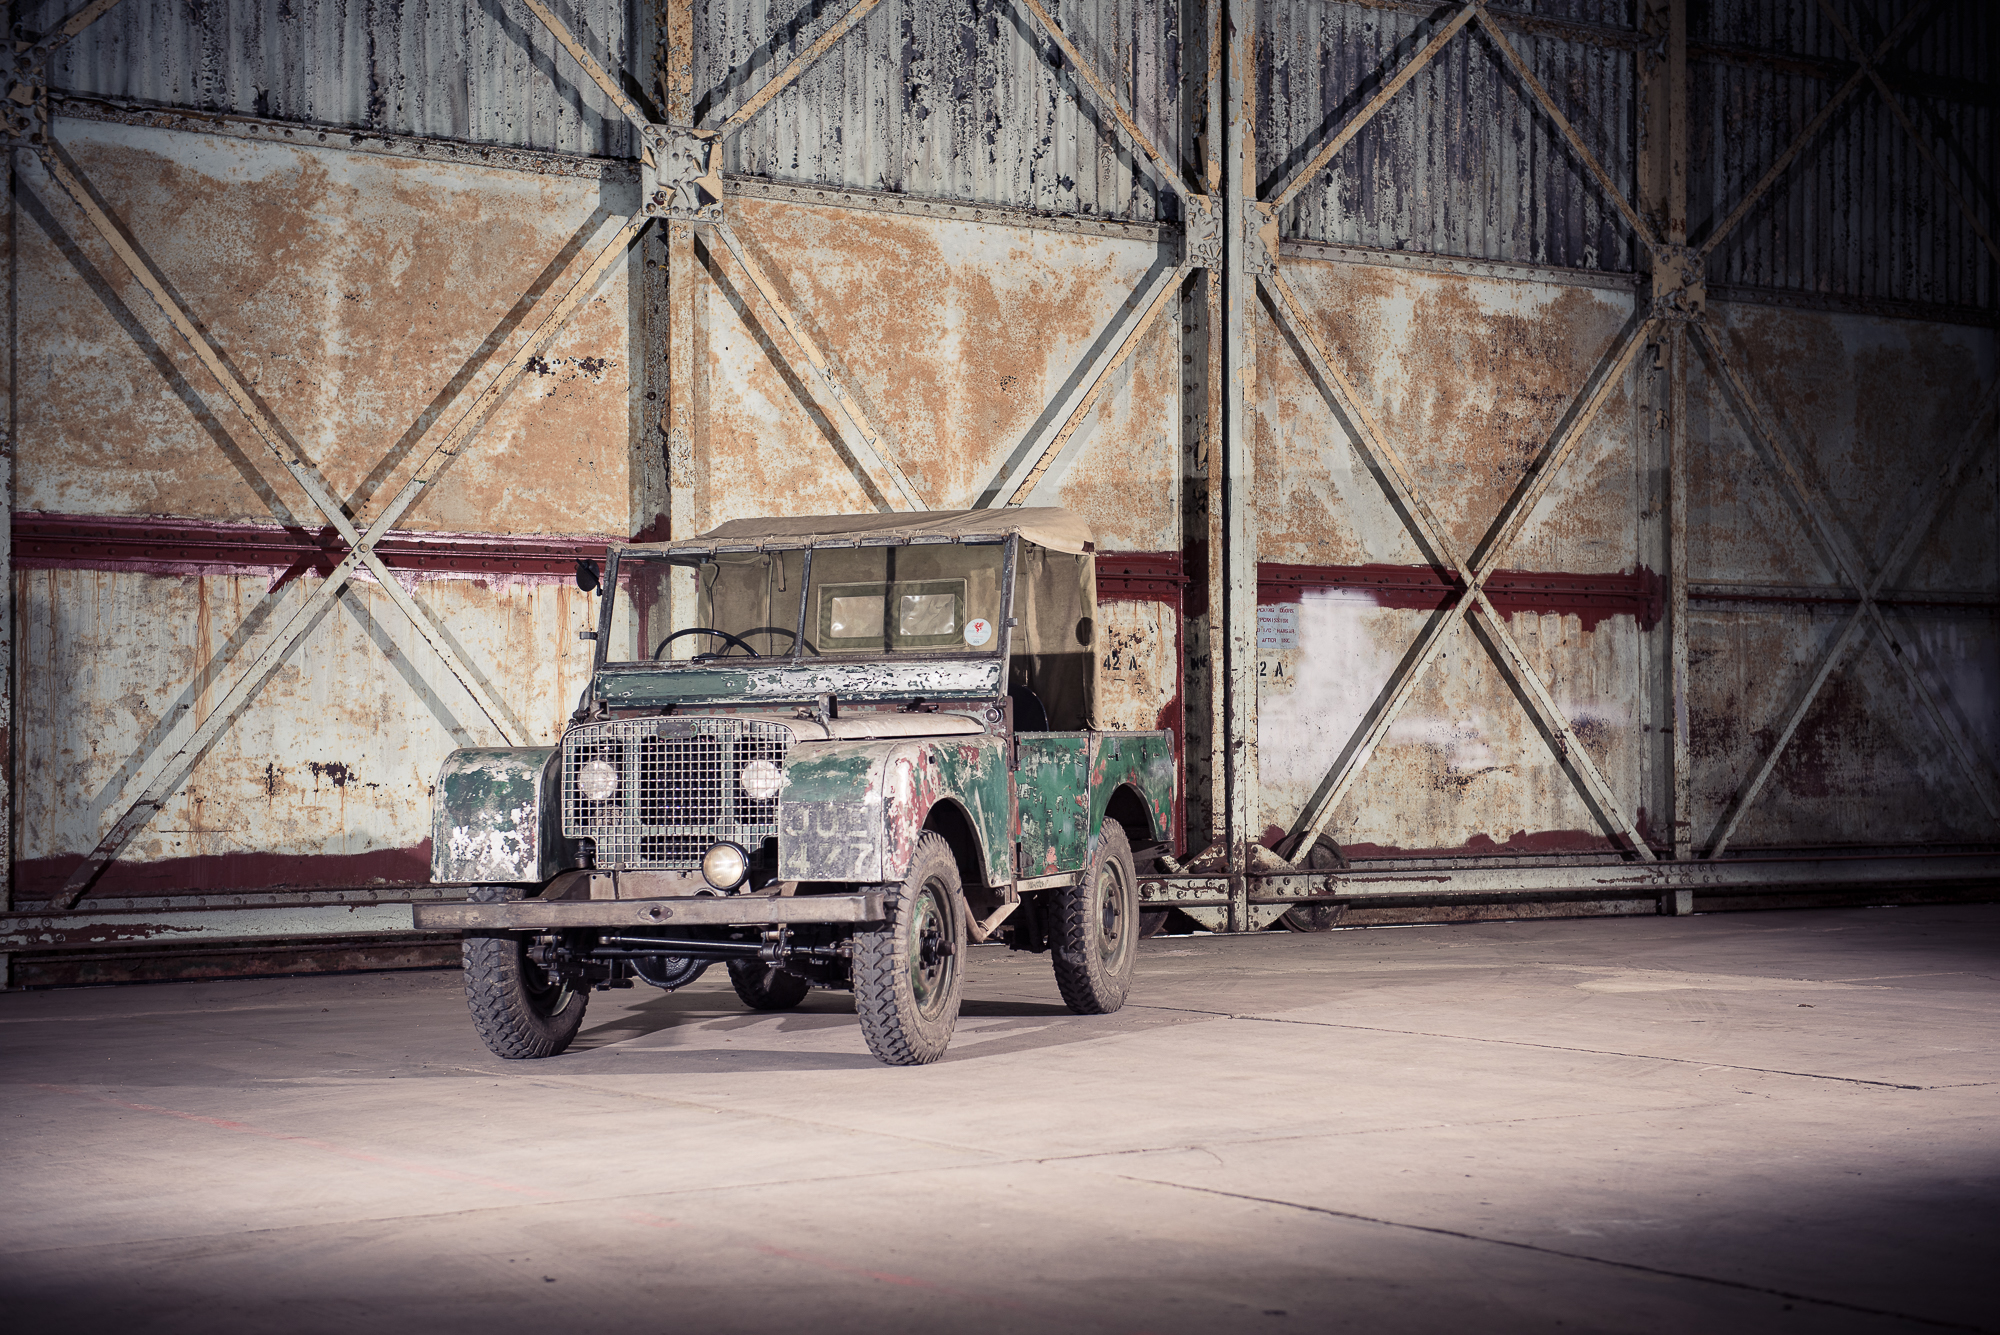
[[575, 558, 600, 593]]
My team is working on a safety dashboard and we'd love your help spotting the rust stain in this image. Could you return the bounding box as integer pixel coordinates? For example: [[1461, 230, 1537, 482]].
[[713, 196, 1164, 514], [1259, 257, 1635, 571]]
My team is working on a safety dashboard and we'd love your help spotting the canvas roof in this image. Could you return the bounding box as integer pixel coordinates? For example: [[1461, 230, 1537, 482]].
[[628, 507, 1096, 557]]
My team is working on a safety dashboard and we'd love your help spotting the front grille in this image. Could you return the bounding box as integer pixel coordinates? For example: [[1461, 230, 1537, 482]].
[[563, 718, 791, 869]]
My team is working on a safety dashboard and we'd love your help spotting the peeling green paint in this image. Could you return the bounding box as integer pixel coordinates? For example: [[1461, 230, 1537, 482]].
[[432, 748, 560, 884], [1018, 736, 1091, 874], [1088, 731, 1176, 852], [926, 734, 1011, 886]]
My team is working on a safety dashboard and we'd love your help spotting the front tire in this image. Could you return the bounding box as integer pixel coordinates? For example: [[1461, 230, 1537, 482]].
[[1053, 823, 1138, 1013], [462, 931, 589, 1059], [853, 832, 967, 1065], [728, 959, 811, 1011]]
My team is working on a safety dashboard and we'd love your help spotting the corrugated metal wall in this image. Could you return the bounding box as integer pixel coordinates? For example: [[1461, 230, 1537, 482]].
[[1692, 0, 1995, 307], [4, 0, 1995, 979], [706, 0, 1182, 220], [1264, 0, 1637, 271], [45, 0, 641, 157]]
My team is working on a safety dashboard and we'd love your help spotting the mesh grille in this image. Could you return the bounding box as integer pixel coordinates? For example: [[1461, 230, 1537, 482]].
[[562, 718, 791, 869]]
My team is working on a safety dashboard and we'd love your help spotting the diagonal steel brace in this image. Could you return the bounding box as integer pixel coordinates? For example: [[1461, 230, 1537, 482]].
[[1265, 0, 1480, 212], [1005, 262, 1191, 507], [1698, 0, 1946, 264], [1812, 0, 1998, 268], [710, 221, 923, 510], [1473, 2, 1662, 263], [525, 0, 920, 509]]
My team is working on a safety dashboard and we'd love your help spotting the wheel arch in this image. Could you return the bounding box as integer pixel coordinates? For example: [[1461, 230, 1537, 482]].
[[1101, 782, 1158, 851], [922, 796, 990, 893]]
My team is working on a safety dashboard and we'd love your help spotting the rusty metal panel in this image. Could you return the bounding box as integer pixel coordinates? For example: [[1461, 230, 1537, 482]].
[[704, 0, 1183, 222], [1249, 254, 1651, 854], [1262, 0, 1638, 272], [35, 0, 641, 158], [12, 566, 599, 902], [1095, 598, 1178, 734], [1684, 303, 1998, 850], [695, 194, 1178, 533], [14, 116, 643, 537], [1686, 605, 1997, 849], [1258, 594, 1647, 855], [1687, 305, 1997, 592], [1690, 2, 1995, 309], [1258, 256, 1640, 570]]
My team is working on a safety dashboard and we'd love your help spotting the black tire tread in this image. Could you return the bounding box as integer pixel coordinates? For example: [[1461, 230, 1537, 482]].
[[462, 931, 587, 1060], [852, 833, 965, 1065], [1052, 822, 1137, 1014]]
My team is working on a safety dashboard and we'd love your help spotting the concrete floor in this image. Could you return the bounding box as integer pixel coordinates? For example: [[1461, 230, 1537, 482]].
[[4, 905, 1997, 1335]]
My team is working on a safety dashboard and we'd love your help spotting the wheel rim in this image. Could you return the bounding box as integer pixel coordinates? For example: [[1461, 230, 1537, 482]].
[[521, 938, 576, 1017], [1098, 860, 1131, 966], [908, 881, 957, 1019]]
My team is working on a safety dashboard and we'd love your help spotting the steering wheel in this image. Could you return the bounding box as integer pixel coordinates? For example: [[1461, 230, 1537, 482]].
[[654, 626, 762, 660], [738, 626, 821, 657]]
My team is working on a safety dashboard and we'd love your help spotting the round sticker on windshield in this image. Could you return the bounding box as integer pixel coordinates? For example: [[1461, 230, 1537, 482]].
[[964, 617, 994, 647]]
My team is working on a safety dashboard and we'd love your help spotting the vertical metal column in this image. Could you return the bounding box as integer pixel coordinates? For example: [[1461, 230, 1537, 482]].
[[662, 0, 700, 627], [1663, 0, 1692, 867], [2, 140, 13, 936], [1180, 0, 1225, 856], [1222, 0, 1260, 926], [1640, 0, 1692, 871]]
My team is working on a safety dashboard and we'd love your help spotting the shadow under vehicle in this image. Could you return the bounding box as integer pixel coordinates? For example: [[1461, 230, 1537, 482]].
[[415, 508, 1175, 1065]]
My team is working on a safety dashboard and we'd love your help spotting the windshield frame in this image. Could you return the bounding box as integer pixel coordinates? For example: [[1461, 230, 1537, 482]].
[[590, 535, 1018, 675]]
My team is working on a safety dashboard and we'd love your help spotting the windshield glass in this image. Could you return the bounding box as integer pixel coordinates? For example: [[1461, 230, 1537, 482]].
[[600, 542, 1007, 665]]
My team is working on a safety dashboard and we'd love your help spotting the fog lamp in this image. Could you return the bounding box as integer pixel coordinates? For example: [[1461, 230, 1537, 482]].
[[701, 841, 750, 891], [577, 759, 619, 801], [739, 759, 784, 800]]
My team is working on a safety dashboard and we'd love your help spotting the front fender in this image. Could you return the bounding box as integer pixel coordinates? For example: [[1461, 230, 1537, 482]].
[[778, 740, 892, 883], [778, 738, 949, 883], [431, 747, 561, 885]]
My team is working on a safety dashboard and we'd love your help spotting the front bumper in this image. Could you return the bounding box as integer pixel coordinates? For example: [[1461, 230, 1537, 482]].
[[414, 892, 885, 932]]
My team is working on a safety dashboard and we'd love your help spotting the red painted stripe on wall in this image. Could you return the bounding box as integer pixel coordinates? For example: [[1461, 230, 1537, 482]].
[[12, 513, 613, 580], [1095, 550, 1188, 603], [11, 845, 434, 904], [1258, 562, 1664, 632]]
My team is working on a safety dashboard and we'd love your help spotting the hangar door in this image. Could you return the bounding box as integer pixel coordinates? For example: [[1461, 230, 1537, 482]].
[[2, 0, 1994, 981]]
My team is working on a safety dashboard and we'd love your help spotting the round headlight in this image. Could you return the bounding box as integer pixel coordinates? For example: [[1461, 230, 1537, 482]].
[[577, 758, 619, 801], [739, 758, 784, 800], [701, 841, 749, 890]]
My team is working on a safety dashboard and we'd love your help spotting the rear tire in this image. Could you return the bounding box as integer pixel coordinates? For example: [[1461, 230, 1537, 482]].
[[853, 833, 967, 1065], [462, 930, 588, 1060], [1053, 823, 1138, 1013], [728, 959, 811, 1011]]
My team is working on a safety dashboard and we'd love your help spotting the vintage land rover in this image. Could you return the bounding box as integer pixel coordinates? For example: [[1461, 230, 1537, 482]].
[[415, 508, 1175, 1065]]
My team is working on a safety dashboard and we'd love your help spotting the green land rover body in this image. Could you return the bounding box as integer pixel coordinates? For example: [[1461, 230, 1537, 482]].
[[415, 508, 1175, 1065]]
